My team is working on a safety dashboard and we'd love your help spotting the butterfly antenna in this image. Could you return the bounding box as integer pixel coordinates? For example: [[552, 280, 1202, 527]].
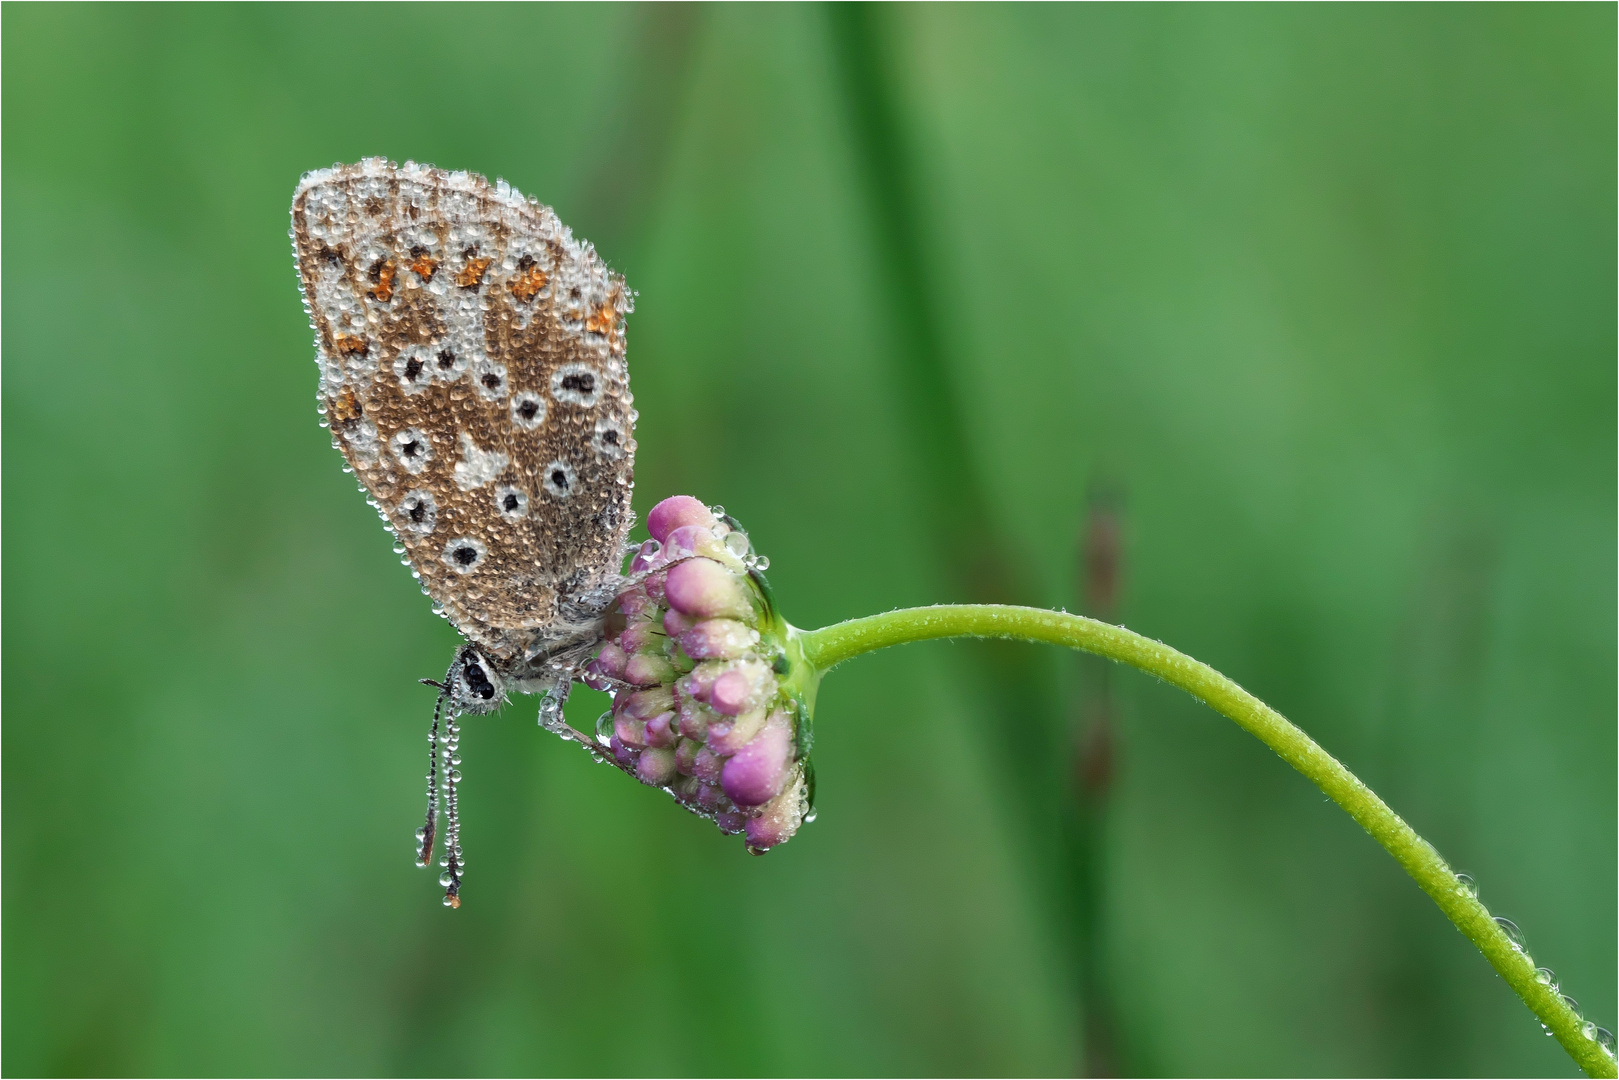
[[415, 679, 448, 870]]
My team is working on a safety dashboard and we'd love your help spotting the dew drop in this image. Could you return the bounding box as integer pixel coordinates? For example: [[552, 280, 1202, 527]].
[[1535, 967, 1557, 988], [1493, 916, 1528, 953], [1454, 872, 1479, 899], [804, 807, 818, 824], [1582, 1021, 1598, 1041], [724, 531, 751, 558], [595, 710, 614, 745], [1595, 1027, 1616, 1057], [414, 827, 427, 842], [1561, 994, 1582, 1017], [754, 556, 770, 571], [439, 872, 454, 887]]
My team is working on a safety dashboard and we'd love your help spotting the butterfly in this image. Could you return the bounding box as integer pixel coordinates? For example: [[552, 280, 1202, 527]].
[[291, 158, 636, 905]]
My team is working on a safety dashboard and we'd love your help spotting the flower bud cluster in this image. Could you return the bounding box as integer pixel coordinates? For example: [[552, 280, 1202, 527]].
[[584, 497, 814, 853]]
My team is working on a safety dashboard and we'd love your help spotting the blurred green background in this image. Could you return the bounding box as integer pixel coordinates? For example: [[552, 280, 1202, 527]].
[[5, 4, 1614, 1076]]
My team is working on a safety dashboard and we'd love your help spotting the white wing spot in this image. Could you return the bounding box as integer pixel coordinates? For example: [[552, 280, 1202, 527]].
[[453, 431, 509, 491]]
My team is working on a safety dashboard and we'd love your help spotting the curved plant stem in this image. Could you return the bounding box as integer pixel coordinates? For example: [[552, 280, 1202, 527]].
[[797, 604, 1615, 1078]]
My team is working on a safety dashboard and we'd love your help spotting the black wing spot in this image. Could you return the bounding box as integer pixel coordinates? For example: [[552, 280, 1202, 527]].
[[454, 545, 478, 566]]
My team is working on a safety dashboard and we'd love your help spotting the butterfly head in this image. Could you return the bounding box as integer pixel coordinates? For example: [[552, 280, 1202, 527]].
[[450, 646, 505, 714]]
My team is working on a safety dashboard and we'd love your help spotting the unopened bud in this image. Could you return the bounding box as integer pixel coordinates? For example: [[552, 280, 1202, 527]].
[[665, 558, 753, 621], [581, 497, 817, 853], [647, 495, 718, 542]]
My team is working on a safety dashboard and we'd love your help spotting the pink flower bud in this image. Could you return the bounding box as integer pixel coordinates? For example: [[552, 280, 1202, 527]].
[[611, 734, 636, 768], [693, 746, 725, 784], [745, 772, 805, 851], [614, 715, 646, 749], [622, 686, 675, 719], [681, 618, 756, 661], [721, 709, 793, 807], [715, 810, 747, 835], [678, 662, 721, 704], [623, 653, 675, 686], [644, 711, 677, 748], [617, 619, 660, 654], [706, 705, 768, 756], [594, 642, 628, 679], [696, 782, 724, 811], [663, 608, 696, 637], [643, 570, 667, 604], [664, 558, 752, 621], [676, 698, 710, 740], [708, 668, 752, 715], [648, 496, 717, 543], [637, 747, 677, 786], [674, 738, 701, 776]]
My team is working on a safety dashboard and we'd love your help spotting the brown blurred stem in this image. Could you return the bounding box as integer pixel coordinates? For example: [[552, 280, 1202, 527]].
[[825, 6, 1104, 1068], [825, 3, 1097, 1068], [1071, 486, 1124, 1075]]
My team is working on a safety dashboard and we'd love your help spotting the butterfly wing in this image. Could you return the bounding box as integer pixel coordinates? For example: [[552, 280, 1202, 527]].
[[291, 159, 636, 663]]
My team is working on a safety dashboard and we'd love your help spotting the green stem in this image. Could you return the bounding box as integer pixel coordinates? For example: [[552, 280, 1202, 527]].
[[796, 604, 1614, 1078]]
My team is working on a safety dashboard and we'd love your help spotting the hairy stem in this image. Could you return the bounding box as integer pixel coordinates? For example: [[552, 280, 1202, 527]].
[[796, 604, 1614, 1078]]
